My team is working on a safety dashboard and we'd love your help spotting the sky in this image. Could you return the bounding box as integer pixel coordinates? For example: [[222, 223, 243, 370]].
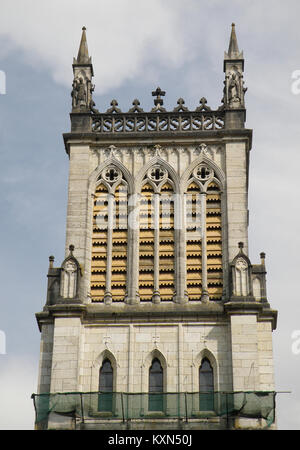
[[0, 0, 299, 430]]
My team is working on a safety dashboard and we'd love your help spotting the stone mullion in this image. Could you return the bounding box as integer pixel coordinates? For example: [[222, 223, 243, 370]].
[[201, 192, 209, 302], [152, 192, 160, 303], [175, 192, 187, 303], [126, 194, 140, 304]]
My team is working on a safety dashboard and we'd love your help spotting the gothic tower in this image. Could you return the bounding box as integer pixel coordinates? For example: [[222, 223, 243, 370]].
[[33, 24, 278, 430]]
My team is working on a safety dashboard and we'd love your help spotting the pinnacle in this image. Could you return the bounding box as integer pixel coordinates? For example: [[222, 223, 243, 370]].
[[227, 22, 242, 59], [76, 26, 90, 64]]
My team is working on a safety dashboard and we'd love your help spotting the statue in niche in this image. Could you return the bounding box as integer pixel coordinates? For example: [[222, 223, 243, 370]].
[[234, 257, 249, 296], [223, 69, 247, 109], [61, 259, 78, 299], [228, 72, 241, 106], [71, 77, 87, 109]]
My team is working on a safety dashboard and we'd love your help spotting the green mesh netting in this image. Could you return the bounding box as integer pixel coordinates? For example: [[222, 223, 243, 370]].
[[32, 391, 276, 428]]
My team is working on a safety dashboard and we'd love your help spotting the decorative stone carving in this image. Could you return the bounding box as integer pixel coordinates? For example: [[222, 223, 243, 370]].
[[71, 74, 93, 111], [128, 99, 144, 113], [147, 165, 168, 184], [231, 243, 251, 297], [193, 164, 214, 182], [195, 97, 211, 112], [60, 245, 80, 299], [106, 99, 121, 114], [102, 166, 122, 184], [194, 143, 214, 160], [151, 87, 166, 112], [223, 68, 247, 109], [173, 98, 188, 112]]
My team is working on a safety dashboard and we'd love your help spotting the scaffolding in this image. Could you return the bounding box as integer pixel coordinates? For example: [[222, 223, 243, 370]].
[[32, 391, 276, 429]]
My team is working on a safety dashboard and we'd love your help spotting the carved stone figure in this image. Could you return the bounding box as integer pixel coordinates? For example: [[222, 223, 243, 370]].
[[71, 77, 87, 109], [228, 73, 240, 105], [61, 259, 78, 299], [234, 257, 249, 296]]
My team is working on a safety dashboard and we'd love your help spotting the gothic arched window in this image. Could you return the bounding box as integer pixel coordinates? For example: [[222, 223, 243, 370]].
[[98, 358, 113, 411], [199, 357, 214, 411], [91, 166, 128, 303], [139, 166, 175, 302], [185, 164, 223, 301], [149, 358, 164, 411]]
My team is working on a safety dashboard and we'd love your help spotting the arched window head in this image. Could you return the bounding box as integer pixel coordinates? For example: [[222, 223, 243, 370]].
[[99, 358, 113, 392], [199, 357, 214, 411], [98, 358, 113, 412], [149, 358, 163, 411]]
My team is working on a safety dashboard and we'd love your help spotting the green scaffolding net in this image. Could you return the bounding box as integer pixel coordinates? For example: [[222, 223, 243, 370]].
[[32, 391, 276, 428]]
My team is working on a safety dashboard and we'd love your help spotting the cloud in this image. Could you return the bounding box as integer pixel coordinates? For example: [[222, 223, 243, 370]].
[[0, 355, 38, 430], [0, 0, 194, 95], [0, 0, 300, 431]]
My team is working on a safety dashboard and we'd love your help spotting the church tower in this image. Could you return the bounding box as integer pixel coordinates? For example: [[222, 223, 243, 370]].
[[33, 24, 278, 430]]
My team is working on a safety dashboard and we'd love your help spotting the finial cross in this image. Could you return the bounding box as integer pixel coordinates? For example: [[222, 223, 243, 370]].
[[152, 87, 166, 106]]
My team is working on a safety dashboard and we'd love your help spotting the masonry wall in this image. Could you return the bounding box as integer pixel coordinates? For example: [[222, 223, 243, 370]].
[[78, 321, 232, 394]]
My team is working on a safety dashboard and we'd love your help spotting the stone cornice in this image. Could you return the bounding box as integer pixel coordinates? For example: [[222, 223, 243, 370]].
[[224, 301, 277, 330], [63, 128, 253, 155]]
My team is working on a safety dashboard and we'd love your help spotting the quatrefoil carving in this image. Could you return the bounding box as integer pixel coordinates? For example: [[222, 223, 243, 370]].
[[147, 165, 168, 183], [102, 166, 122, 184], [193, 164, 214, 182]]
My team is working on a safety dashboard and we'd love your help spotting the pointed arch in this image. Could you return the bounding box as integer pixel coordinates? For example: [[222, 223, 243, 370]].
[[94, 348, 118, 372], [88, 156, 134, 195], [89, 158, 132, 303], [144, 348, 167, 372], [135, 155, 180, 194], [181, 155, 225, 193], [194, 348, 218, 393]]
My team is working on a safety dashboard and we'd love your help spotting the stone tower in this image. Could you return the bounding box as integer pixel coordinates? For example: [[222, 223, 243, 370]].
[[34, 24, 278, 430]]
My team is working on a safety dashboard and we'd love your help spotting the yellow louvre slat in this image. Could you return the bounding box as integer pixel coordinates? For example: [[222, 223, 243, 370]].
[[159, 274, 175, 282], [206, 218, 221, 224], [111, 275, 127, 283], [159, 244, 174, 252], [207, 272, 223, 279], [207, 243, 222, 251], [90, 275, 106, 283], [207, 231, 222, 239], [186, 248, 202, 253], [139, 286, 154, 292], [187, 288, 202, 296], [208, 286, 223, 295], [206, 195, 221, 201], [139, 248, 155, 255], [207, 262, 222, 268]]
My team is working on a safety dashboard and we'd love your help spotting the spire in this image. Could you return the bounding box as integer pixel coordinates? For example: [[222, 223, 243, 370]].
[[225, 23, 243, 60], [75, 26, 91, 64], [228, 23, 239, 57]]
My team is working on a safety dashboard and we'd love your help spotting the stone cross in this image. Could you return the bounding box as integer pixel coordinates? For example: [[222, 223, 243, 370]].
[[152, 87, 166, 107]]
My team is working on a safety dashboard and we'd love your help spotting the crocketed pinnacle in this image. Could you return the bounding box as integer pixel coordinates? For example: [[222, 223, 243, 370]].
[[76, 26, 90, 64]]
